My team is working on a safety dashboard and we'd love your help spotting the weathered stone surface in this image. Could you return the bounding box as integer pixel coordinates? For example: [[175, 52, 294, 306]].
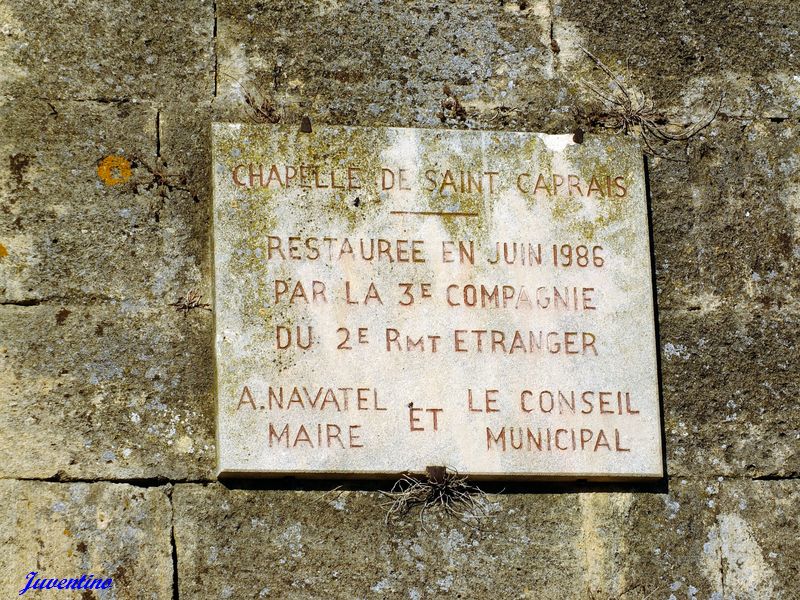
[[0, 0, 214, 102], [174, 482, 588, 599], [660, 307, 799, 478], [0, 303, 214, 480], [558, 0, 800, 118], [0, 480, 172, 599], [0, 100, 209, 305], [171, 480, 797, 599], [579, 480, 720, 598], [159, 103, 215, 207], [216, 0, 571, 131], [713, 479, 800, 598], [650, 119, 800, 313], [587, 479, 800, 598]]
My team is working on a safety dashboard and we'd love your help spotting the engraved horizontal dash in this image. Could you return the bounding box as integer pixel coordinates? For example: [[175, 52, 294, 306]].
[[390, 210, 479, 217]]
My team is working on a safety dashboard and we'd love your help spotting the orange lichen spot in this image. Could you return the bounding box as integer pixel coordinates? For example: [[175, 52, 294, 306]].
[[97, 155, 132, 185], [0, 243, 7, 258]]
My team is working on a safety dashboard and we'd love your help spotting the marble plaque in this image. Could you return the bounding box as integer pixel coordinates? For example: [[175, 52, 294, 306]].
[[212, 124, 663, 480]]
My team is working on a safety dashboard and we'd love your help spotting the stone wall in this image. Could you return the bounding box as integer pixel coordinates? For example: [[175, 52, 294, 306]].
[[1, 1, 798, 598]]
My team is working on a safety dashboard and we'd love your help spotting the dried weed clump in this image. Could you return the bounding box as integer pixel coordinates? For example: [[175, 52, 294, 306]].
[[222, 73, 282, 124], [169, 290, 212, 316], [381, 467, 497, 529], [437, 85, 468, 123], [579, 47, 722, 159]]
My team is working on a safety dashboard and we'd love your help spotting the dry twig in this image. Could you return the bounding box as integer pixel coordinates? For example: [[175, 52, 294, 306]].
[[124, 155, 200, 222], [132, 156, 194, 196], [318, 485, 344, 503], [587, 582, 662, 600], [579, 47, 723, 159]]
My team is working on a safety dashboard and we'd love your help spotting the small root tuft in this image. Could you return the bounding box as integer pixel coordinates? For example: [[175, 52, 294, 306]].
[[381, 467, 497, 529], [169, 290, 212, 317]]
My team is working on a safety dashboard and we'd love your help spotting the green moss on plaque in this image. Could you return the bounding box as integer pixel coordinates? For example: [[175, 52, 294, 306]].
[[542, 137, 642, 244], [417, 129, 492, 244]]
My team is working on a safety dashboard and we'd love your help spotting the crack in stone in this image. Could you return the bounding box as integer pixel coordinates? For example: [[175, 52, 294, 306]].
[[0, 298, 45, 306], [168, 487, 180, 600], [3, 475, 211, 487], [751, 472, 800, 481], [549, 0, 561, 68], [32, 97, 132, 104], [156, 109, 161, 158], [0, 294, 120, 307], [213, 1, 218, 98], [719, 538, 726, 599]]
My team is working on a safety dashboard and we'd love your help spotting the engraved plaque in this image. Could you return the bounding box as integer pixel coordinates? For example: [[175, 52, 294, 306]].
[[212, 124, 663, 480]]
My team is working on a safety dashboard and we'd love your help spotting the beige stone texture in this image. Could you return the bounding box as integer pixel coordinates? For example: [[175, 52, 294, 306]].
[[0, 303, 215, 480], [1, 0, 214, 102], [173, 479, 799, 599], [0, 480, 172, 599]]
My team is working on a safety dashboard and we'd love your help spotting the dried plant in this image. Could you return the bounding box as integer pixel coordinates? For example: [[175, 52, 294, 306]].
[[123, 155, 200, 222], [488, 104, 521, 124], [222, 73, 281, 124], [579, 47, 723, 159], [242, 86, 281, 124], [381, 467, 496, 529], [318, 485, 344, 503], [438, 84, 468, 123], [132, 156, 193, 196], [169, 290, 212, 316]]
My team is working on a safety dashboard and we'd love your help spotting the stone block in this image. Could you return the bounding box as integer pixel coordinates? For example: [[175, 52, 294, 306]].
[[0, 0, 214, 102], [649, 120, 800, 312], [216, 0, 570, 130], [173, 482, 587, 599], [171, 479, 779, 599], [659, 307, 799, 478], [558, 0, 800, 118], [0, 303, 215, 480], [0, 480, 172, 599], [0, 100, 209, 304]]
